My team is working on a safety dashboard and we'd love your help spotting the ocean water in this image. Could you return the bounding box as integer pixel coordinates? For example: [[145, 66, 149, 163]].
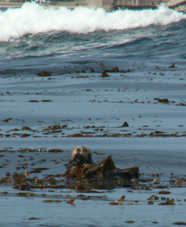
[[0, 3, 186, 227], [0, 3, 186, 66]]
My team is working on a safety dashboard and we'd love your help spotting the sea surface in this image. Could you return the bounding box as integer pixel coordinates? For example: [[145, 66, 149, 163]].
[[0, 3, 186, 227]]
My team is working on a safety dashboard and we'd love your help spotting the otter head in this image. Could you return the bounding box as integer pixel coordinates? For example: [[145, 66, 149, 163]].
[[69, 146, 93, 165]]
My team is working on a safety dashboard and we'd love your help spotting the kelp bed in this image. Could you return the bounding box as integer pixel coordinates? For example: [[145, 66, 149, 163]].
[[1, 150, 186, 202], [0, 147, 186, 226], [0, 64, 186, 226]]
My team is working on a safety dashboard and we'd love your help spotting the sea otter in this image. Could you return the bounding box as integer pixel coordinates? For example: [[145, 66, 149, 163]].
[[69, 146, 93, 166], [64, 146, 139, 181]]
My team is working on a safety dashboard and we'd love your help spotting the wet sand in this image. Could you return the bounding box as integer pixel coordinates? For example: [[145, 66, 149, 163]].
[[0, 61, 186, 226]]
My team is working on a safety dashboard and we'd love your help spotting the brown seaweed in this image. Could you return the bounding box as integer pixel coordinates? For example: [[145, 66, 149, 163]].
[[37, 71, 51, 77], [173, 222, 186, 225], [158, 199, 175, 205], [154, 98, 169, 103], [66, 198, 76, 204], [101, 72, 110, 78], [64, 155, 139, 188], [109, 195, 125, 205]]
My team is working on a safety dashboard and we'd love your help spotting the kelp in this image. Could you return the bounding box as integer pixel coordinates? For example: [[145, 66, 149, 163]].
[[158, 199, 175, 205], [109, 195, 125, 205], [64, 155, 139, 182]]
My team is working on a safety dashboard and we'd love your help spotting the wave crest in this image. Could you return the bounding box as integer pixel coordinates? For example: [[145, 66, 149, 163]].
[[0, 2, 186, 42]]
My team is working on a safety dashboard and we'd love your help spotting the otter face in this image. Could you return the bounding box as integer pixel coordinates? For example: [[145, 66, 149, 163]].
[[70, 146, 92, 165]]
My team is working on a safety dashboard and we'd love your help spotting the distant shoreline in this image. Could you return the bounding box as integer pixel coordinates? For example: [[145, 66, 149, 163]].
[[0, 0, 186, 11], [0, 2, 23, 8], [0, 1, 159, 10]]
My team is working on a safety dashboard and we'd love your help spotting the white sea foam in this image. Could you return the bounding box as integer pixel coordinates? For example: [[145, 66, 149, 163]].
[[0, 2, 185, 42]]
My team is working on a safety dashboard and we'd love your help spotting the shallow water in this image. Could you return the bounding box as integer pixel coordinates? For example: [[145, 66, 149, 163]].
[[0, 3, 186, 227], [1, 69, 186, 226]]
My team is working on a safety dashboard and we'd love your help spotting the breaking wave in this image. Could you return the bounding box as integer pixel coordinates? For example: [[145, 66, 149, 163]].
[[0, 2, 186, 42]]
